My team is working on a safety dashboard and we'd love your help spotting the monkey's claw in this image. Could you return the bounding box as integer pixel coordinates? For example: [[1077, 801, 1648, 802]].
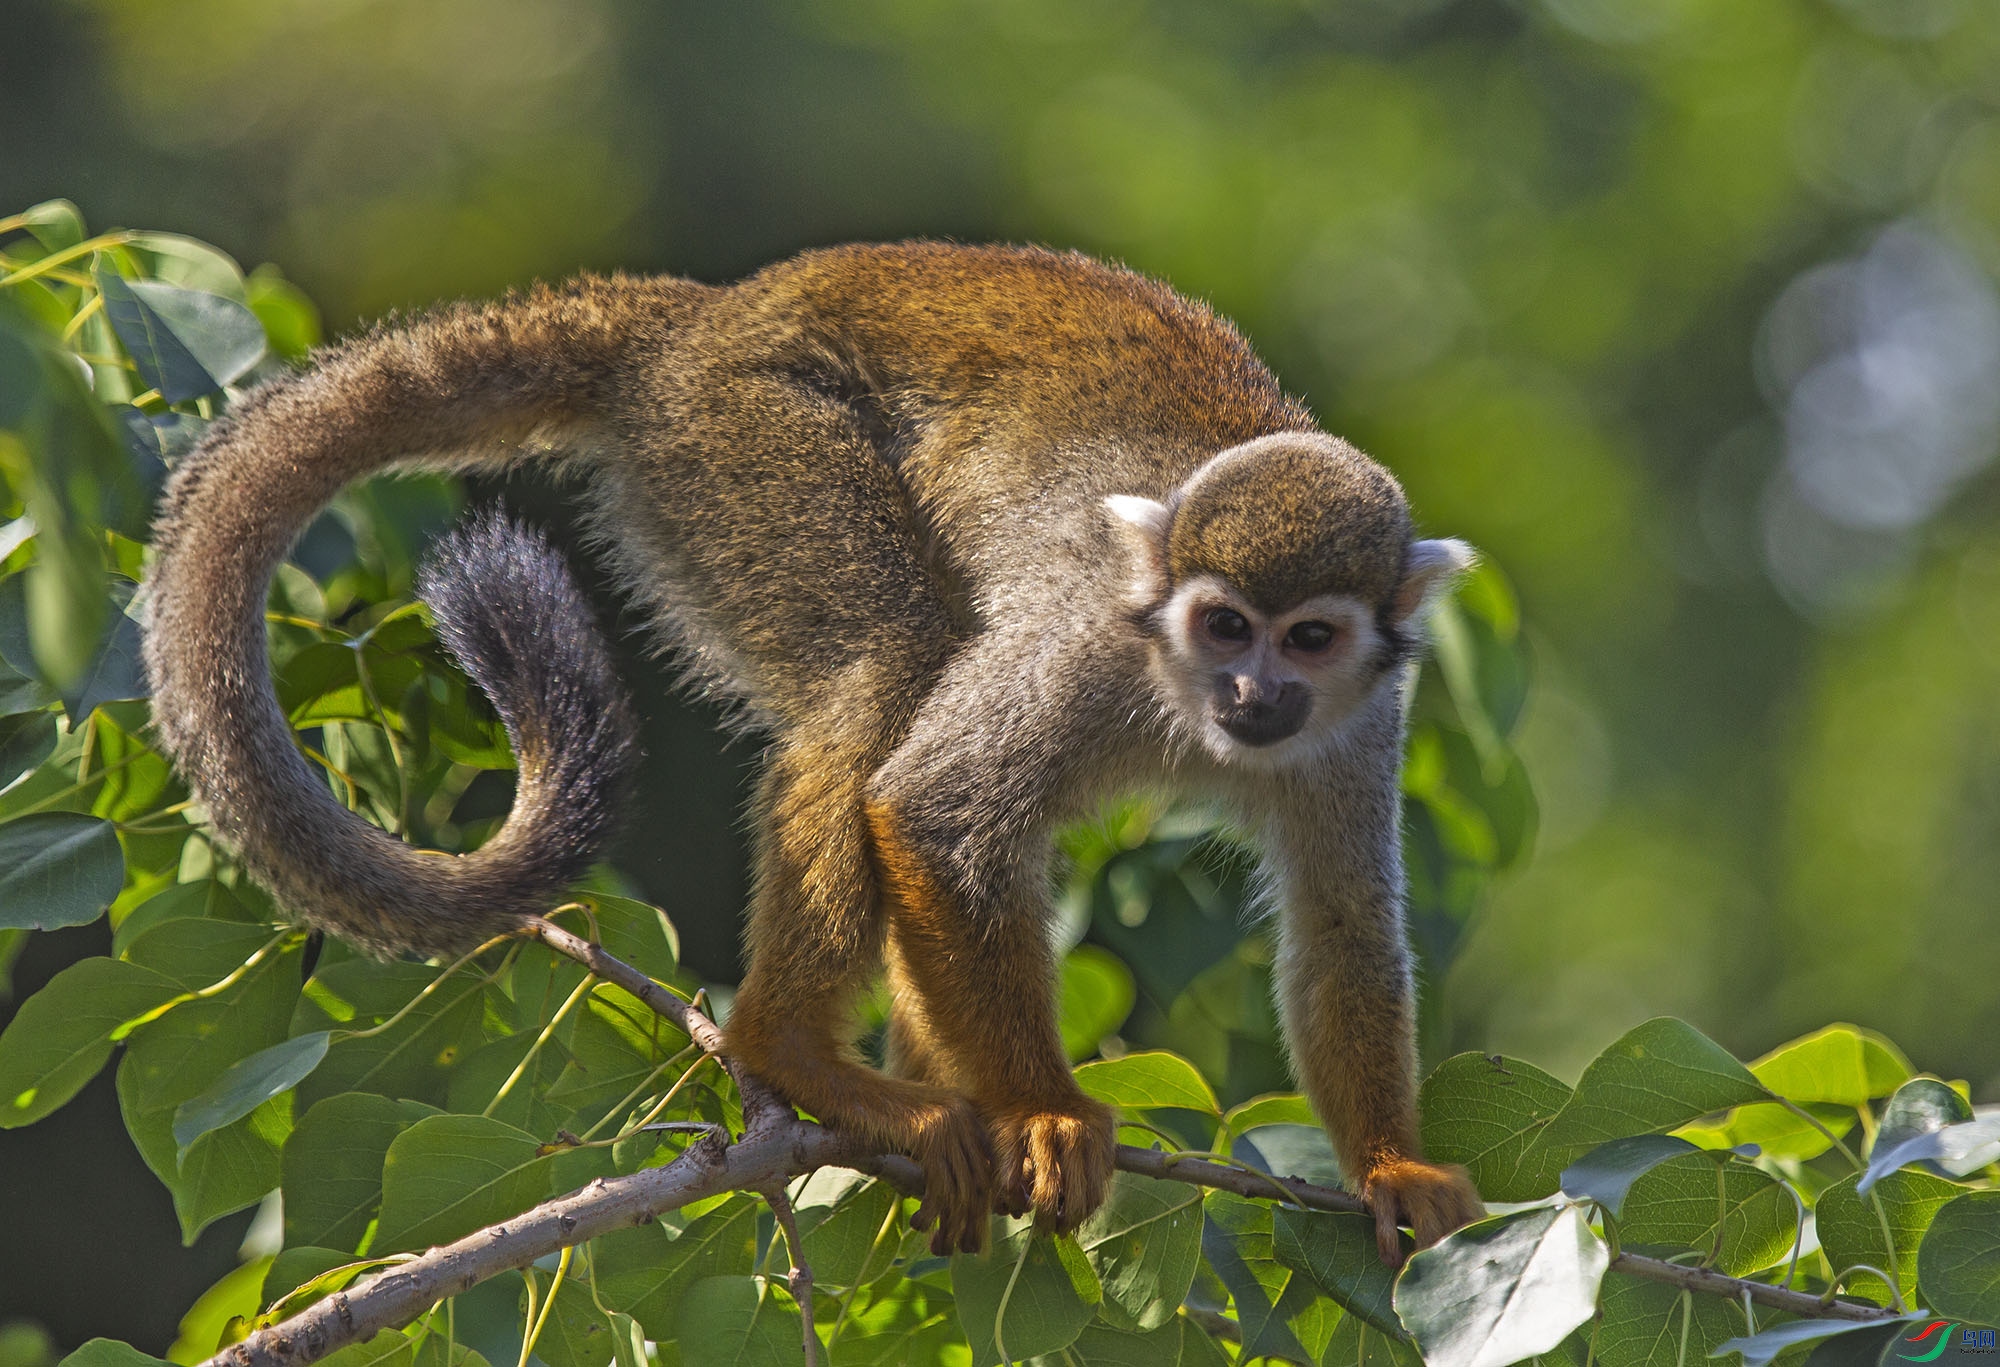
[[989, 1093, 1117, 1234], [1360, 1156, 1484, 1265], [908, 1096, 996, 1256]]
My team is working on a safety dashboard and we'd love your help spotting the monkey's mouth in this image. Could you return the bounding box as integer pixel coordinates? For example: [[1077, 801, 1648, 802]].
[[1210, 694, 1310, 747]]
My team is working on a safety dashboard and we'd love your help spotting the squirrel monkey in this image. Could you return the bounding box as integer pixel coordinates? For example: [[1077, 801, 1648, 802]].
[[145, 243, 1484, 1260]]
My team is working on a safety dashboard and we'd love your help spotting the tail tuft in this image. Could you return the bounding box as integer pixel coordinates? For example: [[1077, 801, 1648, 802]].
[[418, 511, 640, 896]]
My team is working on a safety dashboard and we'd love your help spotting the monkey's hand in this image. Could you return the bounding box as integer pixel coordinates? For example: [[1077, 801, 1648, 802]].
[[905, 1095, 999, 1256], [989, 1091, 1118, 1234], [1360, 1156, 1484, 1265]]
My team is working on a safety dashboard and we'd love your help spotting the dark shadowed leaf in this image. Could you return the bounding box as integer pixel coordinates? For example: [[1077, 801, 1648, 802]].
[[282, 1092, 441, 1253], [96, 271, 265, 402], [0, 956, 179, 1127], [672, 1277, 806, 1366], [953, 1218, 1099, 1367], [173, 1031, 330, 1152], [0, 812, 123, 929], [1916, 1191, 2000, 1325], [1712, 1318, 1914, 1367], [1592, 1270, 1745, 1367], [1271, 1205, 1408, 1335], [1198, 1190, 1309, 1363]]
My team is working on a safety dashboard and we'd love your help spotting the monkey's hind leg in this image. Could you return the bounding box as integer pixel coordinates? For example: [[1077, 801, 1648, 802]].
[[723, 725, 996, 1256]]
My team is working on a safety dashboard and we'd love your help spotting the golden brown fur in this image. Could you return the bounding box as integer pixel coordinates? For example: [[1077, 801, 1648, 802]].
[[145, 242, 1481, 1258]]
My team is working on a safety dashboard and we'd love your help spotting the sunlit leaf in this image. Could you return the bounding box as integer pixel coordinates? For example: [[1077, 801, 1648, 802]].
[[953, 1219, 1099, 1367], [1075, 1171, 1204, 1331], [1393, 1205, 1609, 1367], [1420, 1052, 1573, 1201], [1075, 1050, 1220, 1115], [0, 956, 178, 1127]]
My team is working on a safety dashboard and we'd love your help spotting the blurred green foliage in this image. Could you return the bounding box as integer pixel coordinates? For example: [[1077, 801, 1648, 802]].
[[9, 0, 1996, 1093]]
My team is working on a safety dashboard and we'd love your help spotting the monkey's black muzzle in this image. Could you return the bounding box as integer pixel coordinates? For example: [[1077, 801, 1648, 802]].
[[1212, 680, 1310, 747]]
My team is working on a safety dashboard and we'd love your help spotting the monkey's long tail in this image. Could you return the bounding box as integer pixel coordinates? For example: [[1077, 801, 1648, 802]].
[[145, 277, 676, 956]]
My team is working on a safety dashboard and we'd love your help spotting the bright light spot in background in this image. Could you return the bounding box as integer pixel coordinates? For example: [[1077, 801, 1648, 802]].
[[1758, 223, 2000, 614]]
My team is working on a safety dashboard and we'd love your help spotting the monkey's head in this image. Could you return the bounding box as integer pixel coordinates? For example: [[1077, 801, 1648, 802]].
[[1107, 432, 1473, 765]]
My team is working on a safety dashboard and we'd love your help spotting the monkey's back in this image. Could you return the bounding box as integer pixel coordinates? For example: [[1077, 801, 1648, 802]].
[[641, 242, 1313, 610]]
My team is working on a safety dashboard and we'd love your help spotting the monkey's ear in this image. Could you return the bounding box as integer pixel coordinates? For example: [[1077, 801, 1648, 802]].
[[1105, 495, 1172, 600], [1391, 538, 1476, 625]]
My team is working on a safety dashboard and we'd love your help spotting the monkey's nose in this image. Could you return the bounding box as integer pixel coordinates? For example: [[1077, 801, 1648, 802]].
[[1214, 682, 1309, 746]]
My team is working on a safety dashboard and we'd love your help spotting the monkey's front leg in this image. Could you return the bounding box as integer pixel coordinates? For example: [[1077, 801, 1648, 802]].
[[1256, 758, 1484, 1263], [867, 799, 1117, 1236]]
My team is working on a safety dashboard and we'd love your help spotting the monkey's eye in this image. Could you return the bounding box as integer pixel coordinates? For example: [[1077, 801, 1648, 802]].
[[1204, 607, 1252, 643], [1285, 620, 1337, 652]]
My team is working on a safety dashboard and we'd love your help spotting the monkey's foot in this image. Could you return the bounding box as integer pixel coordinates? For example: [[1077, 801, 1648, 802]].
[[1360, 1156, 1484, 1264], [989, 1093, 1118, 1234], [905, 1094, 998, 1256]]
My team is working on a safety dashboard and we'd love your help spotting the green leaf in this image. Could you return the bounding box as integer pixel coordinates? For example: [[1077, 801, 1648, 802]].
[[245, 267, 323, 361], [0, 711, 55, 788], [1747, 1025, 1911, 1107], [1025, 1319, 1225, 1367], [952, 1220, 1099, 1367], [1324, 1313, 1428, 1367], [52, 1342, 170, 1367], [1420, 1052, 1574, 1201], [63, 608, 147, 723], [1615, 1153, 1799, 1277], [1075, 1050, 1220, 1115], [0, 812, 123, 929], [262, 1245, 364, 1307], [0, 956, 179, 1126], [789, 1167, 904, 1290], [1712, 1319, 1909, 1367], [283, 1092, 441, 1253], [316, 1333, 415, 1367], [1816, 1169, 1962, 1307], [172, 1031, 330, 1152], [170, 1099, 294, 1245], [595, 1193, 759, 1337], [1197, 1190, 1308, 1363], [1876, 1080, 1973, 1153], [587, 893, 681, 983], [672, 1277, 806, 1366], [372, 1114, 554, 1253], [1863, 1116, 2000, 1194], [292, 960, 493, 1113], [1677, 1099, 1856, 1164], [520, 1277, 615, 1367], [1075, 1171, 1204, 1331], [1271, 1205, 1408, 1335], [446, 1031, 576, 1138], [112, 880, 258, 958], [1058, 944, 1136, 1061], [1860, 1082, 1991, 1194], [115, 931, 300, 1240], [18, 201, 86, 253], [1591, 1269, 1745, 1367], [95, 272, 266, 403], [1916, 1191, 2000, 1325], [1538, 1019, 1769, 1163], [1224, 1092, 1319, 1135], [1560, 1135, 1701, 1218], [125, 233, 248, 300], [1393, 1205, 1610, 1367]]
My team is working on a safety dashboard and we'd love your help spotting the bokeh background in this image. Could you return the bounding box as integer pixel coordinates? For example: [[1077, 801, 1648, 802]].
[[4, 0, 1998, 1350]]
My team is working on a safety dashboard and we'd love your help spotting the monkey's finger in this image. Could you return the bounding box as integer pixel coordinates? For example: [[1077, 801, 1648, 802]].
[[1374, 1194, 1406, 1267]]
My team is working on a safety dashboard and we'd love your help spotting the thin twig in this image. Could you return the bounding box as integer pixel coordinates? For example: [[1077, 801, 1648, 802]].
[[763, 1183, 821, 1367]]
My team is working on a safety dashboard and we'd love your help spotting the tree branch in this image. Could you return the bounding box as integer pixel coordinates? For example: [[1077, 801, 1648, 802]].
[[201, 920, 1897, 1367]]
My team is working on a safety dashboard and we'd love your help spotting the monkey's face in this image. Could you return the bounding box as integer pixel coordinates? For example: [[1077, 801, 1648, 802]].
[[1153, 574, 1389, 765]]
